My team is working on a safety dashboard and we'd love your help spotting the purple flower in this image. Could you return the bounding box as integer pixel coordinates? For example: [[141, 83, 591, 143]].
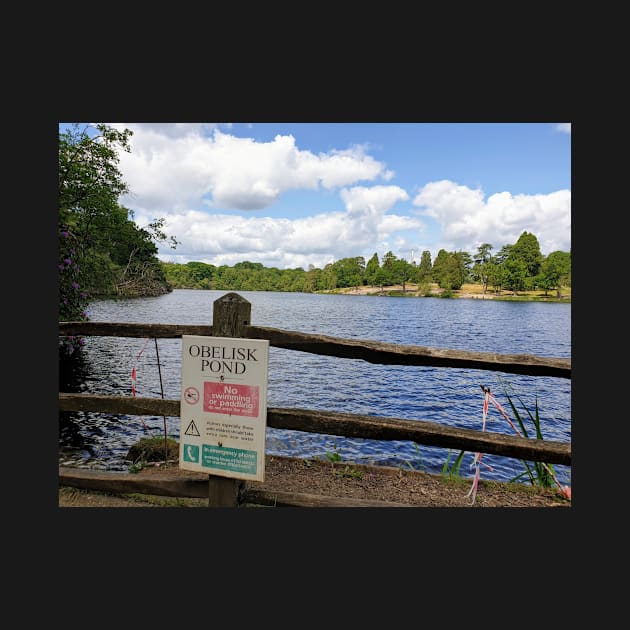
[[58, 264, 65, 270], [61, 231, 69, 238], [72, 282, 80, 290], [64, 258, 72, 265]]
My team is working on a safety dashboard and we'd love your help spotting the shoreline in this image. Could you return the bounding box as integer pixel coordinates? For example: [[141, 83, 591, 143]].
[[320, 283, 570, 302]]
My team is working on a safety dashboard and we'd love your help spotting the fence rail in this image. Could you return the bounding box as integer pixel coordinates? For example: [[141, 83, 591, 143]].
[[59, 292, 571, 507], [59, 321, 570, 378]]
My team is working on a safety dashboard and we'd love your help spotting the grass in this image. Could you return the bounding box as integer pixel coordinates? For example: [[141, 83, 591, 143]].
[[127, 435, 179, 473], [324, 442, 363, 478], [442, 378, 571, 502], [497, 377, 567, 490]]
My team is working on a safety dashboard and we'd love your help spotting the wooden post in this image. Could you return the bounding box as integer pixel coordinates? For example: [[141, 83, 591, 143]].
[[207, 292, 251, 507]]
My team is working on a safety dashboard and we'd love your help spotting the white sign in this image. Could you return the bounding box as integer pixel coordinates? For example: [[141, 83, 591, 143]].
[[179, 335, 269, 482]]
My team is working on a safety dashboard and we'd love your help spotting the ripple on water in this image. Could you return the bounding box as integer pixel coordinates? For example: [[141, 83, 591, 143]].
[[62, 290, 571, 485]]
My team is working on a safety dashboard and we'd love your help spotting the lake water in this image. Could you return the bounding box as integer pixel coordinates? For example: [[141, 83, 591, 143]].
[[59, 289, 571, 486]]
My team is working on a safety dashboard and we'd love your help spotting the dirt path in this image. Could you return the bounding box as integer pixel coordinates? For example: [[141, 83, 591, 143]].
[[59, 455, 571, 508]]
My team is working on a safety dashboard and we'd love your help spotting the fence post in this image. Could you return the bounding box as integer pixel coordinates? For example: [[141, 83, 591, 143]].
[[207, 292, 252, 507]]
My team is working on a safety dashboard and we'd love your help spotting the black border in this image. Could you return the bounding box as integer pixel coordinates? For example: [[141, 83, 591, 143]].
[[32, 56, 586, 590]]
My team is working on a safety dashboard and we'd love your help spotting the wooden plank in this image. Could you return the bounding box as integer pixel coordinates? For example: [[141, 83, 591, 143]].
[[59, 321, 214, 338], [206, 292, 252, 506], [267, 407, 572, 465], [246, 325, 571, 378], [59, 393, 180, 416], [58, 467, 209, 498], [59, 394, 571, 465], [59, 321, 570, 377], [240, 488, 412, 508], [58, 467, 409, 507]]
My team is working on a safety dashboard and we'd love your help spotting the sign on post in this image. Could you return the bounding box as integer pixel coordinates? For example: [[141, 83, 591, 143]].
[[180, 335, 269, 482]]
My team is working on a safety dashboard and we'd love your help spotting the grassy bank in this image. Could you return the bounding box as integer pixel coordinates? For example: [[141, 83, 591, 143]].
[[323, 283, 571, 302]]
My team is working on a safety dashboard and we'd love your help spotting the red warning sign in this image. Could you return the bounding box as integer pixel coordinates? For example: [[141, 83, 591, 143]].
[[203, 382, 260, 417]]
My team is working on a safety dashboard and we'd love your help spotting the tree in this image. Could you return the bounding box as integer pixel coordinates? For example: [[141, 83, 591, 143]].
[[416, 250, 432, 284], [431, 249, 449, 286], [364, 252, 380, 286], [537, 251, 571, 296], [509, 231, 543, 278], [59, 124, 133, 354], [436, 252, 467, 290], [454, 250, 473, 285], [59, 123, 177, 353], [472, 243, 493, 293], [392, 257, 414, 292], [381, 251, 398, 286], [502, 257, 528, 294], [332, 256, 365, 288]]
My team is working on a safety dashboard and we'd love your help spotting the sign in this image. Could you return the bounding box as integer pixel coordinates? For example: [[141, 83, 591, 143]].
[[179, 335, 269, 481]]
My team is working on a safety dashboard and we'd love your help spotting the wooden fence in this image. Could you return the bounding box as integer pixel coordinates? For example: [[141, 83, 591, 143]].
[[59, 292, 571, 507]]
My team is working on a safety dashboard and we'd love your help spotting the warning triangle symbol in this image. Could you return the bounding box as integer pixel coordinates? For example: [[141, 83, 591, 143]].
[[184, 419, 200, 436]]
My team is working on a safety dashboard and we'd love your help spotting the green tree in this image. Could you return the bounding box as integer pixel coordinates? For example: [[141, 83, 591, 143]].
[[365, 252, 380, 286], [304, 264, 320, 292], [436, 252, 466, 290], [431, 249, 449, 285], [381, 251, 398, 286], [537, 251, 571, 296], [472, 243, 493, 293], [485, 260, 504, 293], [59, 123, 132, 354], [332, 256, 365, 288], [59, 123, 177, 353], [502, 257, 528, 294], [454, 250, 473, 285], [509, 231, 543, 278], [392, 257, 414, 292], [416, 250, 432, 284]]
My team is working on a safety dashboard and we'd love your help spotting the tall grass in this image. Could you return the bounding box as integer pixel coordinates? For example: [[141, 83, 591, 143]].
[[443, 377, 571, 502], [497, 377, 565, 489]]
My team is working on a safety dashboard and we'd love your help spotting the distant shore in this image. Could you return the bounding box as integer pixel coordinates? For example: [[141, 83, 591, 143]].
[[320, 283, 571, 302]]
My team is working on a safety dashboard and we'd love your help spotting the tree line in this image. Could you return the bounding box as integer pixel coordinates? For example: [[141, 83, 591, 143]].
[[161, 232, 571, 297], [58, 123, 571, 353]]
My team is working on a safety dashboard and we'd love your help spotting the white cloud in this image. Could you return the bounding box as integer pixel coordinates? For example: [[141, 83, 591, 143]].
[[413, 180, 571, 255], [115, 126, 392, 213], [140, 183, 422, 269], [554, 123, 571, 134]]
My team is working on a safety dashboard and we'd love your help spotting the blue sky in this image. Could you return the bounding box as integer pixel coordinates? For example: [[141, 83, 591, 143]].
[[59, 122, 571, 269]]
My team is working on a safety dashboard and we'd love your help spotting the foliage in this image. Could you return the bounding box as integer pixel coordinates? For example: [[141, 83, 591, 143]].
[[472, 243, 493, 293], [333, 465, 363, 479], [325, 443, 343, 462], [442, 449, 465, 479], [537, 250, 571, 296], [404, 442, 426, 472], [156, 229, 569, 297], [509, 231, 543, 277], [497, 378, 562, 489], [364, 252, 381, 286], [416, 250, 433, 283], [443, 379, 570, 503], [58, 123, 178, 354], [126, 435, 179, 468]]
